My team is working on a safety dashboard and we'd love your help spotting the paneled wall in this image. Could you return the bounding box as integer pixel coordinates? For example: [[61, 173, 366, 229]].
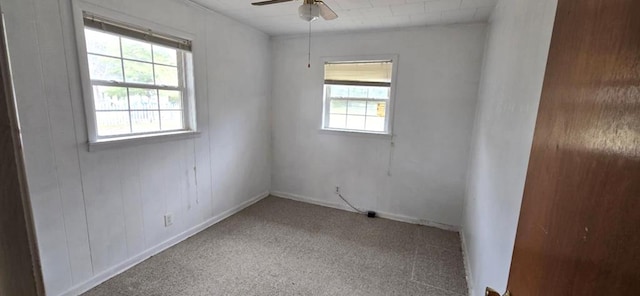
[[0, 0, 271, 295], [270, 24, 486, 228]]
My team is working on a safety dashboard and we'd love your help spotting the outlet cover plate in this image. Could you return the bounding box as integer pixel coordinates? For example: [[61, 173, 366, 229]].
[[164, 213, 173, 227]]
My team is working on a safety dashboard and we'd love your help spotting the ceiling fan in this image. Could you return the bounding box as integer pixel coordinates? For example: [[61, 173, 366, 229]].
[[251, 0, 338, 22]]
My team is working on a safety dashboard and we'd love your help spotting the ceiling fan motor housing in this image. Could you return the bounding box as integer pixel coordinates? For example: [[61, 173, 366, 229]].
[[299, 3, 320, 22]]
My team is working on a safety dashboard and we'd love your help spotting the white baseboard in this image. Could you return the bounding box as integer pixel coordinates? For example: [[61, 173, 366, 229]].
[[460, 229, 474, 296], [59, 191, 270, 296], [270, 191, 459, 232]]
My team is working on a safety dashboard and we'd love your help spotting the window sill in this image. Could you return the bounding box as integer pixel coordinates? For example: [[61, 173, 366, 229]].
[[88, 130, 201, 152], [318, 128, 393, 139]]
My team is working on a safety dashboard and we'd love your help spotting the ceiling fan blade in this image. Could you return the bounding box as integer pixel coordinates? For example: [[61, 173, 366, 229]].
[[251, 0, 294, 6], [316, 1, 338, 20]]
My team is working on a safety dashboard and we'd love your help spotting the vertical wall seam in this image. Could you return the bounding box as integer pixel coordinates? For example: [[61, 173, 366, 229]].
[[56, 0, 95, 278], [31, 0, 74, 288], [267, 36, 274, 192], [204, 17, 215, 219], [134, 148, 148, 249], [191, 138, 198, 215], [117, 159, 130, 257]]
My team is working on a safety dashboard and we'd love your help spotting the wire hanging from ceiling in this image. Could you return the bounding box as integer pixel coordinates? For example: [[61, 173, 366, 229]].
[[307, 12, 312, 68]]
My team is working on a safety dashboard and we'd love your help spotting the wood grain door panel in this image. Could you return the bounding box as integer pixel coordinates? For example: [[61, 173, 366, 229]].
[[507, 0, 640, 295]]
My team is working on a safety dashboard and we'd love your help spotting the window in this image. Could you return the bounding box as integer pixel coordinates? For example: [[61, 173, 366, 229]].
[[78, 12, 195, 143], [322, 60, 395, 134]]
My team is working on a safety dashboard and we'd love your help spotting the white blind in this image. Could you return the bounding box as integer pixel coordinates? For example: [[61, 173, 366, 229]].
[[83, 12, 192, 51], [324, 61, 392, 86]]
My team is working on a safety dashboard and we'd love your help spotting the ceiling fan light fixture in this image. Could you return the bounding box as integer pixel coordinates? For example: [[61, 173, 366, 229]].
[[298, 3, 320, 22]]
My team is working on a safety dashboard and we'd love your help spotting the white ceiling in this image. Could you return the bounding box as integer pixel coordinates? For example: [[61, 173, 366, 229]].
[[190, 0, 497, 35]]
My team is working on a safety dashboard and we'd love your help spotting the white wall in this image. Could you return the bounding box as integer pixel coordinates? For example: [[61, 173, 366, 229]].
[[461, 0, 557, 294], [0, 0, 271, 295], [271, 25, 486, 228]]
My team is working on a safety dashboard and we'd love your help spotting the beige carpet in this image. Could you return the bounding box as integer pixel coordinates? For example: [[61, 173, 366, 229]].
[[84, 196, 468, 296]]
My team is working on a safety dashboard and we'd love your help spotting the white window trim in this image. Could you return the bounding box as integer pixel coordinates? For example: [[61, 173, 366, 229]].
[[71, 0, 198, 149], [88, 130, 201, 152], [319, 54, 399, 136]]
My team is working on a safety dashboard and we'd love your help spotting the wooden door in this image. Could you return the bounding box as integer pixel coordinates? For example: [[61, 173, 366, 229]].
[[506, 0, 640, 295], [0, 12, 44, 296]]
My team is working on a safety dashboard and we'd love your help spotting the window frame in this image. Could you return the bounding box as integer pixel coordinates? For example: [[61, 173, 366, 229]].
[[86, 36, 189, 137], [323, 83, 391, 134], [320, 55, 399, 136], [71, 0, 198, 149]]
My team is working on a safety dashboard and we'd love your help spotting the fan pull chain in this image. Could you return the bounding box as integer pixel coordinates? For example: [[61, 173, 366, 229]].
[[307, 21, 311, 68]]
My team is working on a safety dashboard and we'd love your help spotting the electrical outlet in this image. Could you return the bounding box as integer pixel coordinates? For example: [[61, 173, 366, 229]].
[[335, 186, 340, 194], [164, 213, 173, 227]]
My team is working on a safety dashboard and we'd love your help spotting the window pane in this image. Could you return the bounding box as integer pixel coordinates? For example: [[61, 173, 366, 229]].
[[328, 114, 346, 129], [96, 111, 130, 136], [346, 115, 365, 130], [347, 100, 366, 115], [84, 29, 120, 57], [153, 45, 177, 66], [123, 60, 154, 84], [121, 37, 152, 62], [348, 86, 368, 98], [366, 101, 387, 117], [327, 85, 390, 99], [368, 86, 390, 99], [160, 111, 183, 130], [93, 86, 128, 110], [131, 111, 160, 133], [328, 85, 349, 98], [155, 65, 179, 87], [330, 99, 347, 114], [129, 88, 158, 110], [366, 101, 377, 116], [88, 54, 123, 81], [377, 102, 387, 117], [365, 116, 385, 132], [159, 90, 182, 109]]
